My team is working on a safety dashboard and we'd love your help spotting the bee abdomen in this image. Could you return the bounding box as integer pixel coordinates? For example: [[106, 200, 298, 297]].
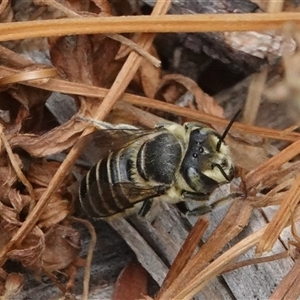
[[79, 155, 133, 218]]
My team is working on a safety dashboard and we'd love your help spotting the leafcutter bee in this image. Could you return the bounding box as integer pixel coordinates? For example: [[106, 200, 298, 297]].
[[78, 114, 238, 219]]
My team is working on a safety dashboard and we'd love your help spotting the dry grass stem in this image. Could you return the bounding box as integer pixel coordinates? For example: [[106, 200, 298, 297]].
[[1, 13, 300, 41], [35, 0, 80, 18], [0, 45, 33, 67], [246, 139, 300, 189], [267, 0, 285, 13], [42, 268, 67, 295], [258, 178, 294, 207], [0, 68, 57, 85], [156, 199, 253, 299], [256, 173, 300, 255], [282, 122, 300, 134], [242, 67, 268, 125], [165, 206, 300, 300], [70, 217, 96, 300], [222, 251, 290, 273], [269, 259, 300, 300], [0, 125, 34, 202], [157, 218, 209, 296], [175, 227, 266, 300], [107, 34, 161, 67]]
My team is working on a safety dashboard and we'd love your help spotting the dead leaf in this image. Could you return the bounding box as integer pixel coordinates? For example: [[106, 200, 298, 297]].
[[42, 225, 81, 273], [0, 165, 18, 204], [34, 188, 71, 228], [0, 268, 7, 296], [0, 0, 13, 23], [228, 137, 270, 171], [49, 34, 120, 88], [0, 221, 15, 252], [112, 260, 148, 300], [91, 0, 112, 15], [0, 202, 21, 226], [137, 46, 161, 98], [26, 160, 74, 227], [157, 74, 224, 117], [7, 190, 31, 213], [3, 272, 24, 298], [27, 160, 73, 190], [49, 35, 94, 85], [7, 226, 45, 271], [91, 35, 121, 88], [9, 118, 86, 157]]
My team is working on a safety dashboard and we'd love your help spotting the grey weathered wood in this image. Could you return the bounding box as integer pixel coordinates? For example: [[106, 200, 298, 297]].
[[211, 208, 294, 300], [108, 218, 169, 286], [116, 199, 235, 299]]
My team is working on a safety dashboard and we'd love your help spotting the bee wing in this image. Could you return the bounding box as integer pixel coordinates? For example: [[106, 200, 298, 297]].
[[80, 177, 166, 218], [79, 128, 151, 166], [106, 181, 166, 214], [117, 182, 164, 198]]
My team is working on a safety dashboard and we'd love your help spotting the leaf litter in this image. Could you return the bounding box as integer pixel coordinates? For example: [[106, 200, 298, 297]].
[[0, 0, 300, 299]]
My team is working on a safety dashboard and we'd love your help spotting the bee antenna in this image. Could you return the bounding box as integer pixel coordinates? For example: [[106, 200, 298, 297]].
[[211, 163, 231, 181], [216, 109, 241, 152]]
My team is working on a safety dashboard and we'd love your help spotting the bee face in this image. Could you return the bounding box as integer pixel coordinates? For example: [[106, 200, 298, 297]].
[[202, 133, 234, 183], [178, 123, 234, 195]]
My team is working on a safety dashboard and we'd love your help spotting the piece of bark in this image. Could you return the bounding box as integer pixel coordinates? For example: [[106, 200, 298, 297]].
[[141, 0, 265, 94]]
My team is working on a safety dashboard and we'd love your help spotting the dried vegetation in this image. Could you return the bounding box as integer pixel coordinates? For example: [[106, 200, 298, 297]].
[[0, 0, 300, 299]]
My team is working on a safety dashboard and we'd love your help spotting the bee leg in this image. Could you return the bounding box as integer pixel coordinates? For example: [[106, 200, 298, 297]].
[[77, 116, 138, 130], [176, 201, 212, 216], [187, 205, 212, 216], [138, 199, 153, 217], [175, 201, 190, 215], [179, 191, 213, 216], [187, 193, 242, 216]]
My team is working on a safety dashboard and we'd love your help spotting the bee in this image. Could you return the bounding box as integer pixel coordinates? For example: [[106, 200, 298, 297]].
[[78, 114, 238, 219]]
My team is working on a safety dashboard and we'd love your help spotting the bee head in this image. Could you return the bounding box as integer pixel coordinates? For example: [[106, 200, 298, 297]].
[[179, 111, 239, 195]]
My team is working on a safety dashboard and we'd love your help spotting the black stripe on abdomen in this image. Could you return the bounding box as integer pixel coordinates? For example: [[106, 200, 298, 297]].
[[79, 158, 120, 218], [109, 150, 133, 209], [79, 150, 137, 218]]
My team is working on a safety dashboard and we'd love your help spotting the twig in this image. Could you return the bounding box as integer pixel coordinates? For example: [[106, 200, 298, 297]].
[[0, 125, 34, 213], [256, 173, 300, 255], [246, 139, 300, 189], [222, 251, 290, 273], [1, 13, 300, 41], [269, 258, 300, 300], [70, 217, 96, 300], [242, 67, 268, 125]]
